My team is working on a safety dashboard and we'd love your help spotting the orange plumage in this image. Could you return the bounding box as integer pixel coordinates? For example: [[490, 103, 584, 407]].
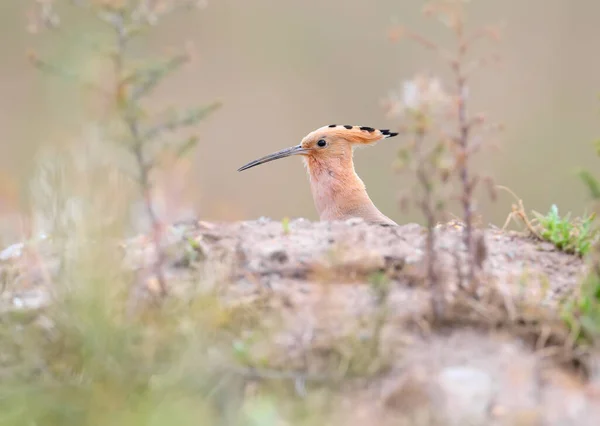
[[238, 124, 398, 226]]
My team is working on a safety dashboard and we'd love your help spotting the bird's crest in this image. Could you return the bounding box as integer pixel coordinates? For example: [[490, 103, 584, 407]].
[[303, 124, 398, 146]]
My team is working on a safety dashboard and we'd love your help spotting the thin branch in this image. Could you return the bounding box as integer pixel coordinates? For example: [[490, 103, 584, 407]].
[[112, 8, 168, 297], [400, 29, 456, 64], [414, 129, 443, 319], [28, 54, 111, 97], [130, 137, 168, 297], [452, 28, 476, 290], [128, 53, 190, 101], [142, 102, 222, 142]]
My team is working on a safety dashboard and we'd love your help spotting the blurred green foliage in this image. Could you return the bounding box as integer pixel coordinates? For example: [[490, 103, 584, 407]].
[[561, 108, 600, 344], [532, 204, 597, 257], [0, 270, 270, 425], [563, 270, 600, 343], [577, 138, 600, 203], [29, 0, 222, 296]]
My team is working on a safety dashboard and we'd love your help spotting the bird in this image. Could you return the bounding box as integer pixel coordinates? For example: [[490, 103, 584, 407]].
[[237, 124, 399, 226]]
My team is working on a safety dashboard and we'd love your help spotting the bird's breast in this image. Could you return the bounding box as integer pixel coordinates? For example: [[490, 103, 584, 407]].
[[305, 160, 367, 220], [308, 168, 340, 217]]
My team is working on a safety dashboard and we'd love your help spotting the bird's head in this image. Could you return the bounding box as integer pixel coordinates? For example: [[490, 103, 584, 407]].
[[237, 124, 398, 172]]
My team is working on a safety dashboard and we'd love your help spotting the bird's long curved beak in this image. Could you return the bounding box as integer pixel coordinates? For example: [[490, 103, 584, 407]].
[[237, 145, 309, 172]]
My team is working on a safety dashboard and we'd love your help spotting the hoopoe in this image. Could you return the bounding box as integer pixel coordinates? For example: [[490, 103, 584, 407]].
[[238, 124, 398, 226]]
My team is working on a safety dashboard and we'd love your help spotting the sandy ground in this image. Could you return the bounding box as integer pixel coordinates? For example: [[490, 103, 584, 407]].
[[2, 217, 600, 425]]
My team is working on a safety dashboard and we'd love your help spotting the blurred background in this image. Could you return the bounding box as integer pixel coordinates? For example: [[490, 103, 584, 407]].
[[1, 0, 600, 243]]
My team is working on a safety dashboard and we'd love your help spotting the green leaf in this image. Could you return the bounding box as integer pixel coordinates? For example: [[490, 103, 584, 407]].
[[549, 204, 559, 220], [580, 315, 600, 337], [281, 217, 290, 234], [577, 169, 600, 200]]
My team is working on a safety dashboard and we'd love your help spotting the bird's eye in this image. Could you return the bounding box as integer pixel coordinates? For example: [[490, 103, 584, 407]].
[[317, 139, 327, 147]]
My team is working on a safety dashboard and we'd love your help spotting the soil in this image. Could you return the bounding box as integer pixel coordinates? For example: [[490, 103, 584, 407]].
[[2, 217, 600, 425]]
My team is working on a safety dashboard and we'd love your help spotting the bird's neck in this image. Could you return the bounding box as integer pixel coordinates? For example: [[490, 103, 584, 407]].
[[303, 152, 396, 226]]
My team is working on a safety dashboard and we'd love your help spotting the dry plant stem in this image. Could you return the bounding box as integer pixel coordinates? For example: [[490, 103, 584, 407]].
[[453, 22, 475, 290], [414, 127, 443, 319], [113, 11, 167, 297], [133, 136, 168, 297], [497, 185, 543, 239]]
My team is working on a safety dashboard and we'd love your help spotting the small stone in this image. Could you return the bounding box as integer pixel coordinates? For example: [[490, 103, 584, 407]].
[[145, 276, 162, 295], [345, 217, 365, 226], [436, 366, 495, 425], [257, 216, 271, 224], [197, 220, 216, 230], [405, 248, 424, 264], [11, 290, 49, 310], [0, 242, 24, 261], [269, 249, 288, 263], [491, 404, 507, 418], [290, 218, 311, 228], [503, 409, 542, 426], [383, 369, 431, 413], [35, 315, 55, 331]]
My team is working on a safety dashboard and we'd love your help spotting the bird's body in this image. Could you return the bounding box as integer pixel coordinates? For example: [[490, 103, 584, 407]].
[[238, 124, 398, 226]]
